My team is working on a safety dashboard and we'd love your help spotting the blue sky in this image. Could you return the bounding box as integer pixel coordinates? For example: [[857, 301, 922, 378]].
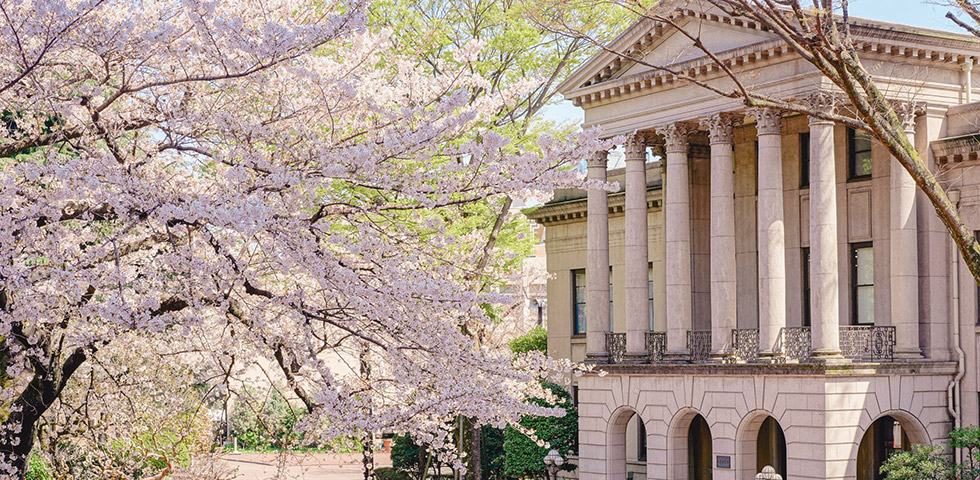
[[541, 1, 966, 126]]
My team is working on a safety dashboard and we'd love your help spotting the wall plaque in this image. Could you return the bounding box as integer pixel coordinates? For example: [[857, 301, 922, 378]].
[[716, 455, 731, 469]]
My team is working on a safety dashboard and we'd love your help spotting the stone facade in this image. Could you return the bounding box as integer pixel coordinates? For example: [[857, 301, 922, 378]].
[[527, 1, 980, 479]]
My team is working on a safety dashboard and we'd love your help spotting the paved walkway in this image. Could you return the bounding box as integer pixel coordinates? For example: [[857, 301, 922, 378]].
[[217, 452, 392, 480]]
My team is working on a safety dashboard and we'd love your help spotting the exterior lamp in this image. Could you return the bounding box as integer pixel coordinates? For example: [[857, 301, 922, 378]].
[[543, 449, 564, 480]]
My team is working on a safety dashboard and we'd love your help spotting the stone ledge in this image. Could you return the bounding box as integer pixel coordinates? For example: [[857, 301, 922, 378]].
[[583, 360, 958, 377]]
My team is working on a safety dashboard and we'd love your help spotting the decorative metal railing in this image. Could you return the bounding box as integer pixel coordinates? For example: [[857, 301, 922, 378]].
[[605, 332, 626, 364], [732, 329, 760, 362], [687, 331, 712, 363], [600, 326, 896, 365], [646, 331, 667, 362], [779, 327, 812, 362], [840, 326, 896, 362]]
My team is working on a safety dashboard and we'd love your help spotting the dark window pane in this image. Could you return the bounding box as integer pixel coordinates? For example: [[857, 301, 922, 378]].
[[800, 132, 810, 188], [849, 128, 873, 179]]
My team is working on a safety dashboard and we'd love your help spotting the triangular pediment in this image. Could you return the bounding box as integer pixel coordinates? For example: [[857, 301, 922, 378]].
[[559, 1, 781, 95], [618, 17, 776, 77]]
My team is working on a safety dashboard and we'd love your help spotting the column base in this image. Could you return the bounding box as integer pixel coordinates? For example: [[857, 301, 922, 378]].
[[757, 351, 786, 365], [708, 351, 735, 364], [893, 349, 923, 360], [624, 353, 650, 364], [663, 351, 691, 364], [810, 349, 849, 364], [585, 353, 609, 364]]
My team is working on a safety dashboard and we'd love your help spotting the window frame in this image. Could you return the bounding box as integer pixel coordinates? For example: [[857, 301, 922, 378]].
[[802, 247, 811, 327], [851, 242, 875, 325], [648, 263, 655, 331], [572, 269, 586, 336], [848, 127, 873, 180], [799, 132, 810, 188]]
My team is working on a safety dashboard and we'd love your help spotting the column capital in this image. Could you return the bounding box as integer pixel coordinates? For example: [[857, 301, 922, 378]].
[[587, 150, 609, 168], [893, 101, 924, 134], [699, 112, 738, 145], [625, 132, 648, 161], [747, 107, 783, 136], [800, 90, 842, 125], [655, 122, 697, 153]]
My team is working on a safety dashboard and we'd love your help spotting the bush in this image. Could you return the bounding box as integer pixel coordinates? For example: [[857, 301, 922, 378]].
[[25, 455, 53, 480], [509, 326, 547, 354], [503, 381, 577, 478], [230, 390, 307, 450], [375, 467, 412, 480]]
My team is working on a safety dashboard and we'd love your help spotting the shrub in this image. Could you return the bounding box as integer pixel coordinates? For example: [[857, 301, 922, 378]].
[[503, 381, 577, 478], [509, 326, 547, 354], [375, 467, 412, 480], [24, 455, 53, 480]]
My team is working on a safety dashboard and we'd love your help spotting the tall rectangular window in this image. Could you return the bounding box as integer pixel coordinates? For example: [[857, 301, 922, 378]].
[[648, 263, 655, 331], [609, 266, 614, 331], [572, 269, 586, 335], [852, 243, 875, 325], [802, 247, 811, 327], [800, 132, 810, 188], [848, 127, 873, 179]]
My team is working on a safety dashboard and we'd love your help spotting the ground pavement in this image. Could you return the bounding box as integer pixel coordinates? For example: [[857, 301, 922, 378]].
[[217, 452, 392, 479]]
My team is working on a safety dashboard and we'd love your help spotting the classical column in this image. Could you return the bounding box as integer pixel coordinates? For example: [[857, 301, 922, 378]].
[[586, 150, 611, 359], [624, 132, 650, 359], [891, 103, 921, 358], [701, 113, 738, 360], [749, 107, 787, 358], [656, 122, 696, 361], [805, 92, 843, 360]]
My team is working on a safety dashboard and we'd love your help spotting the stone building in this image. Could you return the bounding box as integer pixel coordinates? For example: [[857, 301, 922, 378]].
[[525, 2, 980, 479]]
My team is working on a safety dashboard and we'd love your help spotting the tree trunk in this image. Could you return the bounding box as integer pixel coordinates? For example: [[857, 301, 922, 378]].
[[470, 422, 482, 480], [0, 377, 52, 476]]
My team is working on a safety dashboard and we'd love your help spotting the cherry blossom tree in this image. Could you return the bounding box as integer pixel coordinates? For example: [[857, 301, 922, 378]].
[[0, 0, 608, 476]]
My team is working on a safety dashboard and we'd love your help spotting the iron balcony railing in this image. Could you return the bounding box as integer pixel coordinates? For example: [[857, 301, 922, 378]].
[[778, 326, 896, 362], [605, 332, 626, 364], [840, 326, 896, 362], [599, 326, 896, 365], [646, 331, 667, 362], [732, 328, 760, 363], [687, 330, 712, 363]]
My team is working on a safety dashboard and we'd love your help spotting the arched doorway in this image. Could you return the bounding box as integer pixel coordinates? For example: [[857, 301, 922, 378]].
[[856, 415, 913, 480], [756, 417, 786, 478], [688, 414, 713, 480], [607, 407, 648, 478]]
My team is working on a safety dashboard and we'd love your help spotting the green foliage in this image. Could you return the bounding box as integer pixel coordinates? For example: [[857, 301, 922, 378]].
[[391, 434, 424, 475], [24, 455, 53, 480], [376, 467, 413, 480], [881, 427, 980, 480], [503, 381, 577, 478], [231, 390, 308, 450], [481, 425, 507, 480], [881, 445, 953, 480], [509, 326, 548, 354]]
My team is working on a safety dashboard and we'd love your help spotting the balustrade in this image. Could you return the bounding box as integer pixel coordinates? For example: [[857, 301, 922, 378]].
[[732, 329, 760, 362], [606, 333, 626, 364], [646, 331, 667, 362], [687, 331, 712, 363], [839, 326, 896, 362]]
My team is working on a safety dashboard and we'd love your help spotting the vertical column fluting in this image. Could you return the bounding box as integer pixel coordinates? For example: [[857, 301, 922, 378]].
[[891, 103, 921, 358], [657, 122, 695, 361], [586, 150, 610, 359], [624, 132, 650, 359], [701, 113, 739, 359], [805, 92, 843, 359], [750, 107, 787, 358]]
